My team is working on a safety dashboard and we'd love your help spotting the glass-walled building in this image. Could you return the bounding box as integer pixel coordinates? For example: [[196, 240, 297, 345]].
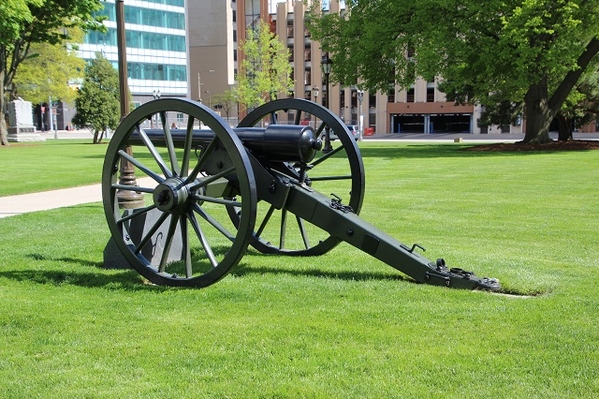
[[79, 0, 188, 106]]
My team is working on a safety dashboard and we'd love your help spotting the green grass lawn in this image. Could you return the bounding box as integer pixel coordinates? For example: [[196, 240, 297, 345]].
[[0, 141, 598, 398], [0, 140, 107, 196]]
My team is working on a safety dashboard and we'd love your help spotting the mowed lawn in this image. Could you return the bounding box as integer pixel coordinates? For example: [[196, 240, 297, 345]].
[[0, 140, 598, 398]]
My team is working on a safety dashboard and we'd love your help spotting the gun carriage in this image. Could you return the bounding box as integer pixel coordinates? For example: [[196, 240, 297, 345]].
[[102, 97, 499, 291]]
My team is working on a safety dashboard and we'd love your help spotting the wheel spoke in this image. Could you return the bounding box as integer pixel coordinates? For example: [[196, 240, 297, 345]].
[[134, 211, 170, 254], [186, 136, 219, 183], [118, 149, 165, 183], [192, 204, 235, 242], [188, 166, 236, 190], [160, 111, 180, 176], [294, 110, 302, 125], [180, 116, 195, 176], [134, 124, 173, 178], [310, 145, 345, 168], [117, 205, 157, 225], [315, 121, 326, 136], [111, 183, 155, 193], [188, 211, 218, 267], [159, 214, 180, 273], [180, 215, 193, 277], [255, 204, 276, 237], [192, 195, 242, 207], [270, 111, 278, 124]]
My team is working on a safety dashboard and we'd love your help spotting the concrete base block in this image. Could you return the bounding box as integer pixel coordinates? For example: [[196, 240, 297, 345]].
[[103, 208, 183, 269], [8, 126, 45, 142]]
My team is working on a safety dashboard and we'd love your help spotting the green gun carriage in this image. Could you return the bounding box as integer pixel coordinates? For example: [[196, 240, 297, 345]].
[[102, 97, 499, 291]]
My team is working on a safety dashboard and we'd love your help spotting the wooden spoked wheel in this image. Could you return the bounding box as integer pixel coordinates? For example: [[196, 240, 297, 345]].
[[234, 98, 365, 256], [102, 98, 257, 287]]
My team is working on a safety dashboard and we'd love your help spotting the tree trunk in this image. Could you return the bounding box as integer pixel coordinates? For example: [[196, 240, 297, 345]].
[[0, 114, 8, 146], [523, 38, 599, 144], [0, 70, 8, 146], [523, 78, 553, 144], [556, 113, 573, 141]]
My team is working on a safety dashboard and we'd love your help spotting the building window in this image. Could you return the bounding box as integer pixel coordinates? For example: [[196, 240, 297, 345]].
[[98, 3, 185, 30], [388, 88, 395, 103], [407, 87, 414, 103], [426, 87, 435, 102], [369, 92, 376, 108]]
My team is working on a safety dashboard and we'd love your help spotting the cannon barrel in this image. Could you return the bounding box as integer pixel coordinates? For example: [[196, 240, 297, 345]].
[[129, 124, 322, 164]]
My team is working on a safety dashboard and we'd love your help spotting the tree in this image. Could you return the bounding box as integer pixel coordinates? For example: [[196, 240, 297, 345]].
[[236, 20, 292, 112], [211, 89, 237, 120], [555, 67, 599, 140], [13, 29, 85, 106], [0, 0, 104, 145], [72, 53, 120, 144], [308, 0, 599, 143]]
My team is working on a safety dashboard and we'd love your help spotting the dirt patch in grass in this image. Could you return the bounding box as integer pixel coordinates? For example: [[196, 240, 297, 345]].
[[465, 140, 599, 152]]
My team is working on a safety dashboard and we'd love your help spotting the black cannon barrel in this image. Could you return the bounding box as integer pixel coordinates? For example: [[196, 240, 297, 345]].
[[130, 124, 322, 163]]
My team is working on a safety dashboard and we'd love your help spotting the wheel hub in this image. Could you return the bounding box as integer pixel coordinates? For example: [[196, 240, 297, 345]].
[[153, 178, 190, 213]]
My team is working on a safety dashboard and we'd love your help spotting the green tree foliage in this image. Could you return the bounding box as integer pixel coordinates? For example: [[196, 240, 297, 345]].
[[555, 67, 599, 140], [0, 0, 104, 145], [13, 31, 86, 105], [72, 53, 120, 144], [308, 0, 599, 143], [211, 89, 237, 119], [236, 21, 292, 112]]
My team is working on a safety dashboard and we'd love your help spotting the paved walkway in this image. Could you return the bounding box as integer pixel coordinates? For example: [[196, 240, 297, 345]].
[[0, 183, 103, 218]]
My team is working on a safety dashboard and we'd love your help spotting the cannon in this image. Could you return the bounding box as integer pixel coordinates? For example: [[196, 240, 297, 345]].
[[102, 97, 500, 290]]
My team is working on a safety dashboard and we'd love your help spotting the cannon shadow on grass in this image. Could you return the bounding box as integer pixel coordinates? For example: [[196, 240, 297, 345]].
[[230, 263, 413, 284], [230, 249, 414, 284], [0, 253, 153, 291], [0, 251, 413, 290]]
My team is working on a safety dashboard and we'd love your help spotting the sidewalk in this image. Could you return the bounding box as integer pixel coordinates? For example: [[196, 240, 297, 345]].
[[37, 129, 95, 140], [0, 183, 103, 218], [0, 177, 154, 219]]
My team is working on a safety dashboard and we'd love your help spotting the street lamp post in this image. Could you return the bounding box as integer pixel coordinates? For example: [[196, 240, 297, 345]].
[[311, 86, 319, 128], [321, 53, 333, 152], [152, 89, 161, 127], [357, 89, 364, 141], [115, 0, 144, 209]]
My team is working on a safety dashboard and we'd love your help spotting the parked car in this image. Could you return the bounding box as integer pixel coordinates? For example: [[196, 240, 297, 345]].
[[321, 124, 360, 141]]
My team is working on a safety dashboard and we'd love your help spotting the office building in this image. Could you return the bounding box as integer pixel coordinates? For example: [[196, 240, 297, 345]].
[[80, 0, 188, 107]]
